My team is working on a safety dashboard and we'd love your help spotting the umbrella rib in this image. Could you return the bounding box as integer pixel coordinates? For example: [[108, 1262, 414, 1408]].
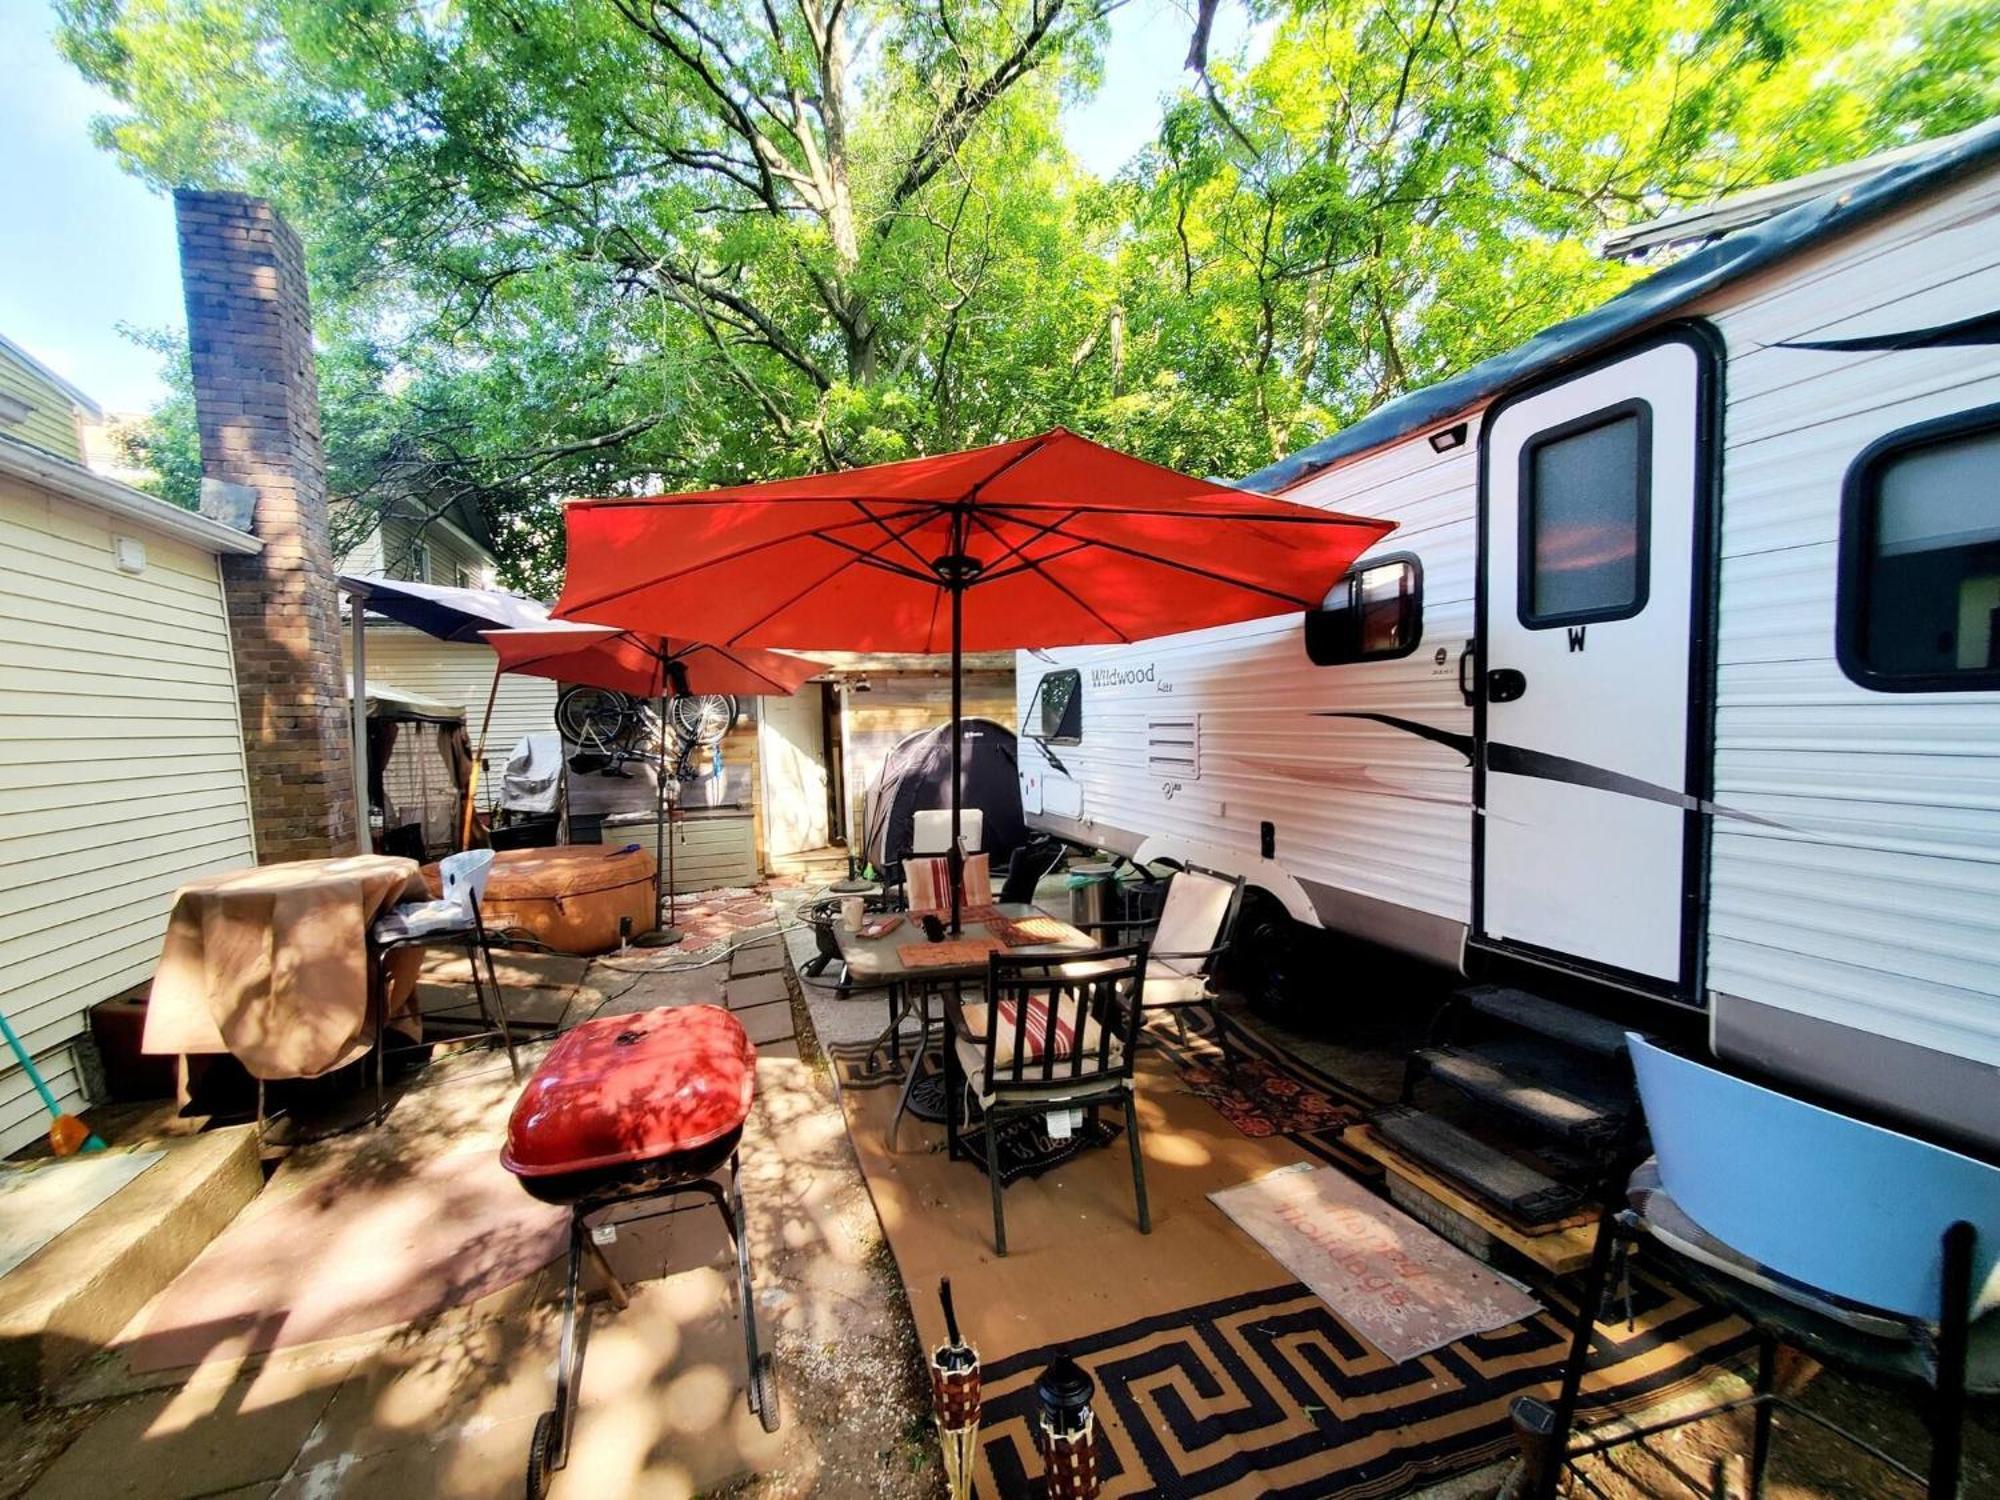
[[1001, 510, 1332, 608], [989, 540, 1134, 643], [558, 505, 936, 617], [963, 505, 1079, 580], [985, 500, 1387, 524], [849, 499, 940, 576], [718, 505, 941, 648]]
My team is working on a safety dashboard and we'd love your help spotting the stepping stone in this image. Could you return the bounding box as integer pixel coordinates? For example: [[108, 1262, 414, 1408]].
[[735, 1002, 795, 1046], [758, 1037, 802, 1062], [725, 972, 789, 1011], [730, 941, 785, 979]]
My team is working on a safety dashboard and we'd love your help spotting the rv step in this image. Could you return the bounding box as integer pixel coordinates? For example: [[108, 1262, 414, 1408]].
[[1459, 985, 1630, 1059], [1414, 1038, 1633, 1148], [1371, 1106, 1583, 1226]]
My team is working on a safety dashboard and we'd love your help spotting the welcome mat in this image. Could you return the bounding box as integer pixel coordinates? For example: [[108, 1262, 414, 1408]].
[[1210, 1162, 1541, 1363], [822, 1025, 1753, 1498]]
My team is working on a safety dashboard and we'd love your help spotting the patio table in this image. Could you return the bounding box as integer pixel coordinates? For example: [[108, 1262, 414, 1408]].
[[144, 855, 428, 1082], [831, 901, 1099, 1148]]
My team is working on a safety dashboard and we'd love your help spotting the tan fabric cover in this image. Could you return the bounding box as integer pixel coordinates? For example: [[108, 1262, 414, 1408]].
[[423, 844, 657, 954], [145, 856, 426, 1080]]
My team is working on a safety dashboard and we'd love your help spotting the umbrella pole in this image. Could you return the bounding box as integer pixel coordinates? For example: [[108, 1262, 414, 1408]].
[[950, 580, 964, 936], [461, 663, 502, 851]]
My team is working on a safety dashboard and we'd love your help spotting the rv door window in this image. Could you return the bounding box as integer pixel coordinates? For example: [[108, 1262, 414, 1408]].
[[1839, 410, 2000, 691], [1519, 403, 1650, 628], [1304, 556, 1422, 665], [1033, 668, 1083, 744]]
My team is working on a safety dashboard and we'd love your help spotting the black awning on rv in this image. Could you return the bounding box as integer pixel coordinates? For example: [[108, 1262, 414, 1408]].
[[1241, 118, 2000, 494]]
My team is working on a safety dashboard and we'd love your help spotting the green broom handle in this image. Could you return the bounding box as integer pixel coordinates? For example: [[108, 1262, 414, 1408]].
[[0, 1006, 65, 1117]]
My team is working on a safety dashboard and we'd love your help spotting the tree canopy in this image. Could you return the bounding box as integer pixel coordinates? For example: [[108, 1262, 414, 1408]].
[[62, 0, 1997, 594]]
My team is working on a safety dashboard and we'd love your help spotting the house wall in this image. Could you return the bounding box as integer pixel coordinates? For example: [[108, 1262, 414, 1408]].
[[842, 668, 1015, 841], [373, 516, 493, 588], [345, 627, 558, 809], [0, 346, 84, 462], [0, 472, 256, 1156]]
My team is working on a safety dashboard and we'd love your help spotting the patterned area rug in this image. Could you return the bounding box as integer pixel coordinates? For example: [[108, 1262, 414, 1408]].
[[824, 1009, 1751, 1498], [1178, 1053, 1362, 1139]]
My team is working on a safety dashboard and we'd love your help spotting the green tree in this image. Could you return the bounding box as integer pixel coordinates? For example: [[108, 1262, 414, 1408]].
[[59, 0, 1993, 590]]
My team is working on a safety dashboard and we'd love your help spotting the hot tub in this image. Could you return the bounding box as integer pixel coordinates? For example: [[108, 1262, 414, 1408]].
[[423, 844, 657, 954]]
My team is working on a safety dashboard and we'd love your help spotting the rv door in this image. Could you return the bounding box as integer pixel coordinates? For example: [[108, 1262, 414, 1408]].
[[1476, 331, 1716, 999]]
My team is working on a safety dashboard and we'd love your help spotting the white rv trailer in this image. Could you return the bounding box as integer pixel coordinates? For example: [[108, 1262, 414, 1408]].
[[1018, 122, 2000, 1153]]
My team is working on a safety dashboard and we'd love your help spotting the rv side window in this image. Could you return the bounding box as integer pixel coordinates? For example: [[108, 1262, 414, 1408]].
[[1519, 402, 1650, 628], [1034, 668, 1083, 744], [1304, 556, 1422, 665], [1839, 409, 2000, 692]]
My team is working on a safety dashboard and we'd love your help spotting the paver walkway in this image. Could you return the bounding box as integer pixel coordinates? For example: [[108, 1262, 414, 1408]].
[[6, 893, 941, 1500]]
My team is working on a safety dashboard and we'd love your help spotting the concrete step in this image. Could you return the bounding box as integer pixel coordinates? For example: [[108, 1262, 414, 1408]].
[[0, 1126, 261, 1398], [1459, 984, 1632, 1059], [1371, 1105, 1582, 1226], [1414, 1037, 1633, 1150]]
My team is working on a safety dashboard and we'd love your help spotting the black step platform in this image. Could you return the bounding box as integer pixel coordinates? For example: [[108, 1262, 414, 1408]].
[[1459, 984, 1631, 1059], [1414, 1036, 1633, 1148], [1372, 1105, 1583, 1226]]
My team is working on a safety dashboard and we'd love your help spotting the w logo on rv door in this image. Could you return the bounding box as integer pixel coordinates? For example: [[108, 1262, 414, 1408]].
[[1476, 331, 1715, 999]]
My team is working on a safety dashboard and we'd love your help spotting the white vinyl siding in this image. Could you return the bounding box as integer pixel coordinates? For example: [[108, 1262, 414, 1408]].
[[349, 627, 558, 807], [0, 474, 256, 1156], [1018, 425, 1479, 942], [1703, 166, 2000, 1069]]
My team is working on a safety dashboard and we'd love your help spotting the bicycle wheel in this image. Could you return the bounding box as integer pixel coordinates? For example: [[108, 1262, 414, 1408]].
[[556, 686, 633, 753], [668, 694, 739, 747]]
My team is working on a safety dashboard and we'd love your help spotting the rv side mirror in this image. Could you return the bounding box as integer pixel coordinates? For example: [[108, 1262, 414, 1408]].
[[1304, 557, 1422, 666]]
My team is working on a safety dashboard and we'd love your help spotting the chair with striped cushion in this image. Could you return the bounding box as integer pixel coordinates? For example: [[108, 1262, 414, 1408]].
[[943, 945, 1151, 1256]]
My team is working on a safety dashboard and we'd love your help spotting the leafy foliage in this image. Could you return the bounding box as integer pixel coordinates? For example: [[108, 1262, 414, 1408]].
[[60, 0, 1993, 593]]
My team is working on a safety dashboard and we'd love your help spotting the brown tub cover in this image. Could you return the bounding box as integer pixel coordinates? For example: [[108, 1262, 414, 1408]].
[[144, 856, 427, 1080], [424, 844, 657, 955]]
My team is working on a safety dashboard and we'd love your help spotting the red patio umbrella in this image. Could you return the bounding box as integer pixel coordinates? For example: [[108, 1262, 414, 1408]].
[[555, 427, 1394, 927], [473, 624, 820, 938]]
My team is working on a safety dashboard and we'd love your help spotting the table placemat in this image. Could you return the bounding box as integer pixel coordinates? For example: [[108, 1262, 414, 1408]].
[[897, 937, 1004, 970], [988, 914, 1090, 948]]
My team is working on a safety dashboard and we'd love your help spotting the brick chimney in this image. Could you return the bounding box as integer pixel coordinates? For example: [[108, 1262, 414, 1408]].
[[176, 190, 357, 861]]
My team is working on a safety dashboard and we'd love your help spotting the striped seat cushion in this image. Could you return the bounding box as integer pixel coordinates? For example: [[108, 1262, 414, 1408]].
[[958, 999, 1115, 1072]]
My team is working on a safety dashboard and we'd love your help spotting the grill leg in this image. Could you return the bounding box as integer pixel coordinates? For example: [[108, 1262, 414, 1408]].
[[550, 1213, 587, 1472], [730, 1153, 779, 1431]]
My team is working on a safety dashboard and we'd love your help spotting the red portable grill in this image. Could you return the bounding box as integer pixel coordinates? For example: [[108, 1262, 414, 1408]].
[[502, 1004, 778, 1496]]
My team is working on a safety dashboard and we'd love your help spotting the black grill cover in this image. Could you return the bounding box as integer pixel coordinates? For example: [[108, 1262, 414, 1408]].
[[860, 717, 1024, 882]]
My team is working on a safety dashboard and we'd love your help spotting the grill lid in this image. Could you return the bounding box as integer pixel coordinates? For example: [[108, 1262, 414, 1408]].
[[502, 1005, 757, 1177]]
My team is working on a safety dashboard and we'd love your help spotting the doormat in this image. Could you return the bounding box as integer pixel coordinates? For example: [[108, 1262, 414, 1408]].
[[0, 1150, 165, 1282], [1211, 1162, 1542, 1363], [953, 1109, 1123, 1185], [1180, 1054, 1362, 1139]]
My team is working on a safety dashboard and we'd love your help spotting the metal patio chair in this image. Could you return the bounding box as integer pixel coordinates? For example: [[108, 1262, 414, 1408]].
[[943, 945, 1152, 1256], [1515, 1033, 1999, 1499], [1083, 863, 1246, 1071], [370, 849, 522, 1116]]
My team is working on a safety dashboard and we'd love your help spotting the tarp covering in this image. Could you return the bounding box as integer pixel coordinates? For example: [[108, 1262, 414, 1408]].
[[861, 717, 1024, 882], [361, 681, 465, 723], [340, 574, 549, 642], [1241, 117, 2000, 492]]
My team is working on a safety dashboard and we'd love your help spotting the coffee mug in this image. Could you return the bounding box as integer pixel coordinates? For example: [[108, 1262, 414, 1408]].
[[841, 895, 865, 932]]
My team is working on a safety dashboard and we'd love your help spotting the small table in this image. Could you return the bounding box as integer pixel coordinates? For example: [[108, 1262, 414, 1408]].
[[145, 855, 428, 1083], [832, 902, 1099, 1148]]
